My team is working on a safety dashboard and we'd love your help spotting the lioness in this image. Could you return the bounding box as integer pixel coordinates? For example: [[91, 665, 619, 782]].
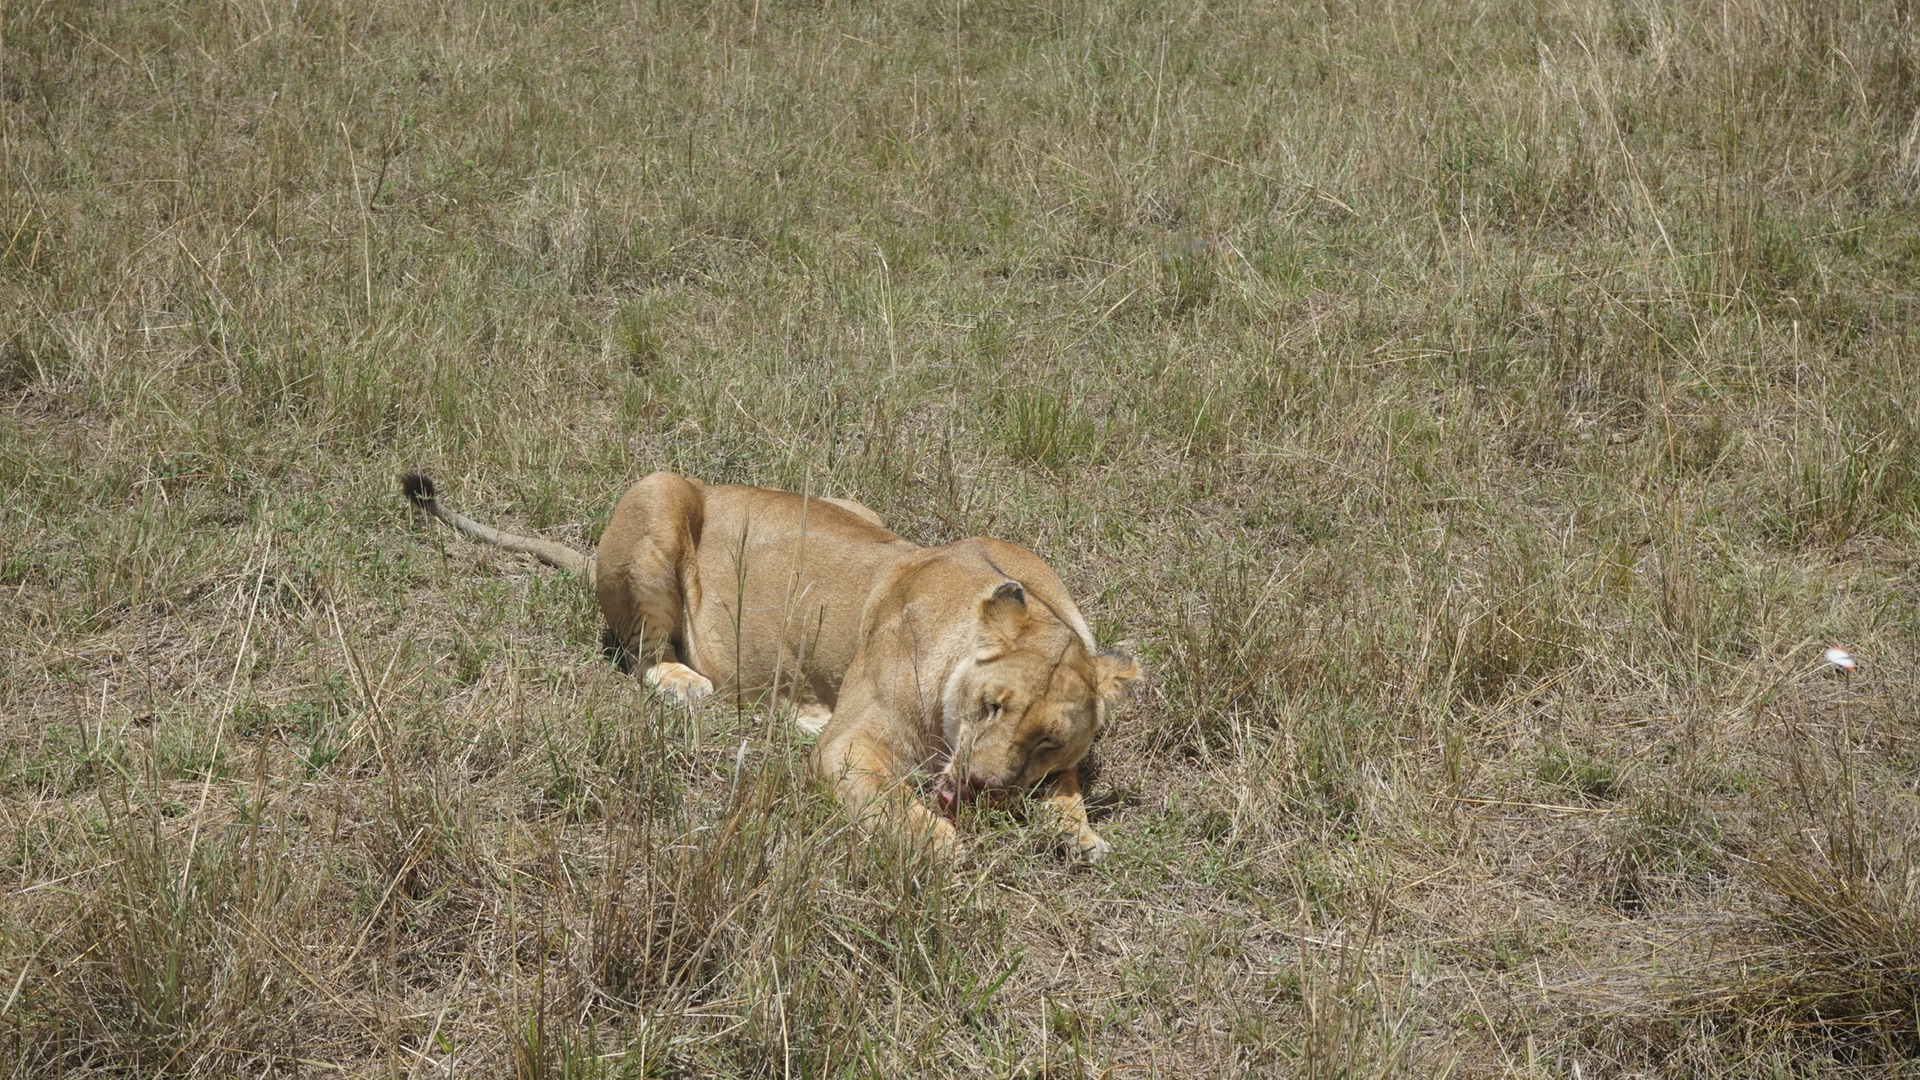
[[401, 472, 1140, 861]]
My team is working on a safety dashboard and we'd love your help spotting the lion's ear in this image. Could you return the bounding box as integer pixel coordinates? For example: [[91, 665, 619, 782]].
[[1094, 650, 1143, 704], [976, 580, 1029, 649]]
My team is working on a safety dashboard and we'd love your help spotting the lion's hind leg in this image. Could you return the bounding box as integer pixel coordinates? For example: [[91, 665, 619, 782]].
[[794, 703, 832, 736], [596, 472, 713, 704], [644, 661, 714, 702]]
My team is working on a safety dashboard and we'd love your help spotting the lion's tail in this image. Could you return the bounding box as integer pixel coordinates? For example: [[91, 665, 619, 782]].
[[401, 473, 597, 589]]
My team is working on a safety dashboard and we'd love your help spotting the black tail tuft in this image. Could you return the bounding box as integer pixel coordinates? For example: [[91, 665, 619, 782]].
[[401, 472, 438, 507]]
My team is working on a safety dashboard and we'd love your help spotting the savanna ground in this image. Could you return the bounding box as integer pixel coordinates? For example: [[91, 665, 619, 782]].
[[5, 0, 1920, 1074]]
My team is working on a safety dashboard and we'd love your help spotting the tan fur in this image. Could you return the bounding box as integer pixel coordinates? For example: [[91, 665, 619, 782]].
[[402, 471, 1141, 861]]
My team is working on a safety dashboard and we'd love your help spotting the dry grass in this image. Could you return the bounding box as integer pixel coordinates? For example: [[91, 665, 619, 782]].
[[5, 0, 1920, 1074]]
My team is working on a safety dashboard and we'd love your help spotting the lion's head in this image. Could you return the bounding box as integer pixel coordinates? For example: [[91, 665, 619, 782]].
[[937, 580, 1140, 812]]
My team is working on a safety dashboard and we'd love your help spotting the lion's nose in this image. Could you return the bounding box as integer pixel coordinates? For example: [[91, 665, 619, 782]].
[[966, 771, 994, 793]]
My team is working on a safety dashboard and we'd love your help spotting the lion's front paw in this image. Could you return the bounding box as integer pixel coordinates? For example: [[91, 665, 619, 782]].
[[930, 815, 960, 857], [644, 662, 714, 704]]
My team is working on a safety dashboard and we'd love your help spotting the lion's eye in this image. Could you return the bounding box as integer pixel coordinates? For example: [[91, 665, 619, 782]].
[[1034, 738, 1060, 754], [981, 702, 1002, 721]]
